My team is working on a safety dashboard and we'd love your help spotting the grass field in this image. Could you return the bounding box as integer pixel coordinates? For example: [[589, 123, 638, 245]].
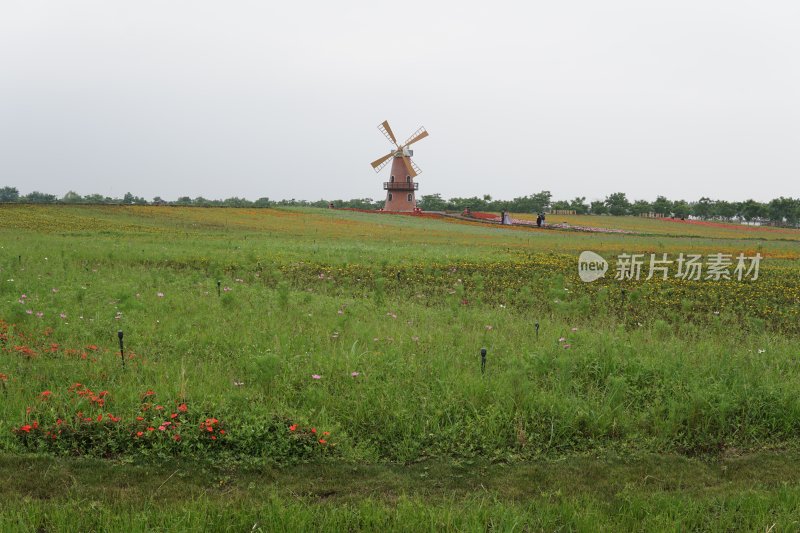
[[1, 205, 799, 531]]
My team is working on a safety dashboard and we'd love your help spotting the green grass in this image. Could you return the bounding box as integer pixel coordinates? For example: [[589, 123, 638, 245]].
[[2, 452, 800, 531], [1, 205, 799, 529]]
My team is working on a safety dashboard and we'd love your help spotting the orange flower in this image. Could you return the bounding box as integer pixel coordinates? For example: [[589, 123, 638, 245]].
[[319, 439, 327, 444]]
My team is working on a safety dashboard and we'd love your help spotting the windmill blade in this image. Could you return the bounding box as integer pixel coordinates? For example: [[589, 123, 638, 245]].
[[401, 156, 417, 178], [378, 121, 398, 146], [402, 127, 428, 147], [410, 159, 422, 176], [370, 151, 394, 172]]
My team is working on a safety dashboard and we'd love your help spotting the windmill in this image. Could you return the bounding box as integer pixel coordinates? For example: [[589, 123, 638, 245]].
[[370, 120, 429, 212]]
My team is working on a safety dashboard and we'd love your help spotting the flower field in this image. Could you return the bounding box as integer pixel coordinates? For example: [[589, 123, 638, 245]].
[[1, 205, 799, 529]]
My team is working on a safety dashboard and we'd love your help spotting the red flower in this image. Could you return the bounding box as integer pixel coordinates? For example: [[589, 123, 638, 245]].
[[289, 424, 297, 431], [19, 425, 32, 433], [40, 390, 52, 399], [211, 435, 217, 440], [177, 403, 188, 412], [311, 428, 317, 434], [173, 434, 181, 442], [219, 430, 226, 435], [147, 427, 155, 432], [319, 439, 327, 444], [136, 431, 144, 437], [170, 413, 177, 419], [96, 414, 103, 422]]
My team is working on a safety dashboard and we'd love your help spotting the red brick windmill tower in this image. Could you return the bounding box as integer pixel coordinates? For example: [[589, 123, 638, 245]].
[[370, 120, 429, 212]]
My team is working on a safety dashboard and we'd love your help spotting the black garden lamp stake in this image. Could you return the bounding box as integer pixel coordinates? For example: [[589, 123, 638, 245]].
[[480, 348, 487, 375], [118, 330, 124, 369]]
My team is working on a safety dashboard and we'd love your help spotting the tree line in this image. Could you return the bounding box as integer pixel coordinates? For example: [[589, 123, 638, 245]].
[[1, 186, 798, 226]]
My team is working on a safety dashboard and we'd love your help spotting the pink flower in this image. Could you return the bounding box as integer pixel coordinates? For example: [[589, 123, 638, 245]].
[[35, 312, 44, 318], [157, 292, 164, 298], [158, 425, 166, 431], [311, 374, 321, 380], [351, 372, 360, 377], [60, 313, 67, 319], [25, 309, 32, 315], [558, 337, 566, 342], [563, 344, 571, 349]]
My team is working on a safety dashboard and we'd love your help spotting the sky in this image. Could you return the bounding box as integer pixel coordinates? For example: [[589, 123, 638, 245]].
[[1, 0, 798, 203]]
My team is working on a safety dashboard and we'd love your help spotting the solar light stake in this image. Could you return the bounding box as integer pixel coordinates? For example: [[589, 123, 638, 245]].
[[117, 330, 124, 369], [217, 280, 221, 297], [535, 322, 540, 341], [480, 348, 487, 375]]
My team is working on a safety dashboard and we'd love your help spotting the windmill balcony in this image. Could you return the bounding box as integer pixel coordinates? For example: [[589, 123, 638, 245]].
[[383, 181, 418, 191]]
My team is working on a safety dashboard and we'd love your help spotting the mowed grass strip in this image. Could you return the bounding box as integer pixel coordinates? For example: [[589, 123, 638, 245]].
[[2, 452, 800, 531]]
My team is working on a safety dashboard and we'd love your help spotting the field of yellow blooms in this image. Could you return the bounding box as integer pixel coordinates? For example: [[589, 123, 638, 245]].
[[1, 204, 799, 530]]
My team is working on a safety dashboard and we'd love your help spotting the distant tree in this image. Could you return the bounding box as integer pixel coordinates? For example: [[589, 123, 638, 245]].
[[253, 197, 271, 208], [671, 200, 690, 218], [692, 197, 714, 219], [152, 196, 165, 205], [174, 196, 192, 206], [418, 194, 446, 211], [739, 199, 766, 222], [24, 191, 57, 204], [604, 192, 630, 216], [767, 197, 798, 225], [714, 200, 737, 221], [529, 190, 552, 213], [590, 200, 607, 215], [62, 191, 83, 203], [222, 197, 253, 207], [629, 199, 652, 216], [551, 200, 570, 211], [569, 197, 589, 214], [0, 186, 19, 202], [652, 196, 671, 216], [193, 196, 211, 207]]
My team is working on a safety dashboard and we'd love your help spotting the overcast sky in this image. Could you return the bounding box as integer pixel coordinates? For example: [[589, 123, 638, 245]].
[[1, 0, 798, 203]]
